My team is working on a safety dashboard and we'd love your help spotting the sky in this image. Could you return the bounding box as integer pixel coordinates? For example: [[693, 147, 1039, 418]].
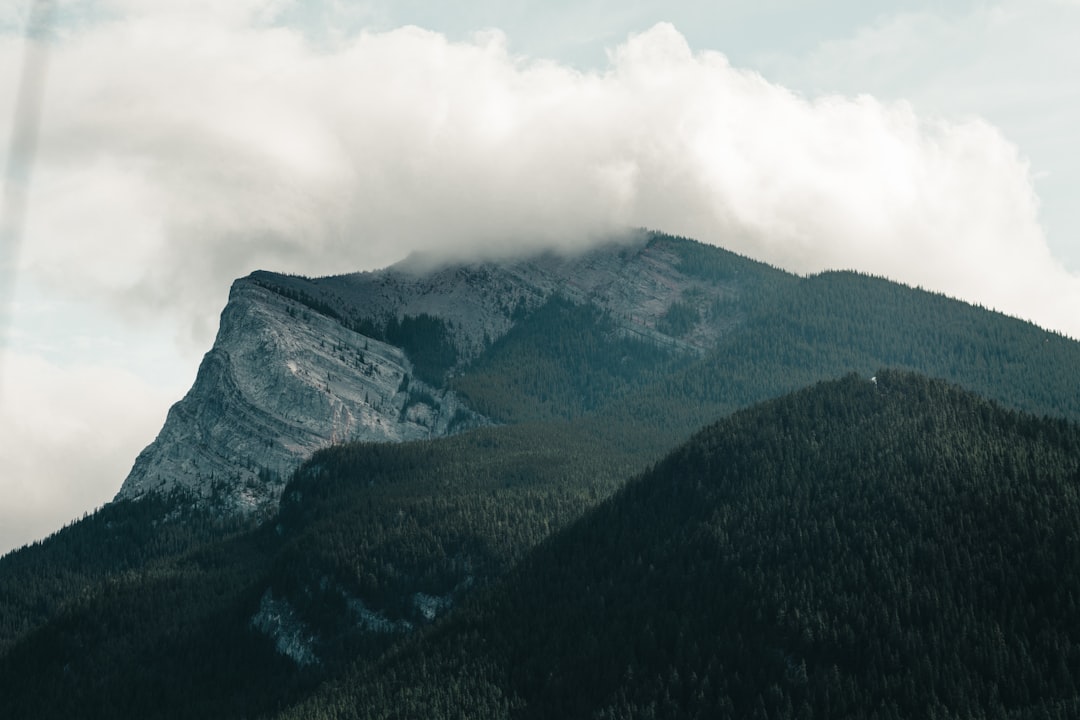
[[1, 0, 1078, 554]]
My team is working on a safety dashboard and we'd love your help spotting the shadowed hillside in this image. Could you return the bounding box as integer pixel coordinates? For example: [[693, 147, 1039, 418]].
[[3, 232, 1080, 718], [281, 371, 1080, 719]]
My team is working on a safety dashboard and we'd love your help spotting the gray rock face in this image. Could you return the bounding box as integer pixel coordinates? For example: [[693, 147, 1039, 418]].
[[116, 280, 480, 512], [260, 234, 737, 361], [250, 589, 319, 666], [116, 234, 744, 514]]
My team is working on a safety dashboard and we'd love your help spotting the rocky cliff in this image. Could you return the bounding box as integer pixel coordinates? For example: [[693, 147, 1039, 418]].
[[116, 279, 482, 512], [116, 233, 747, 513]]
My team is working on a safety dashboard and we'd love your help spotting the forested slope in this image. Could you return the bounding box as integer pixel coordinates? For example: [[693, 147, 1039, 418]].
[[3, 233, 1080, 719], [454, 234, 1080, 460], [281, 371, 1080, 719]]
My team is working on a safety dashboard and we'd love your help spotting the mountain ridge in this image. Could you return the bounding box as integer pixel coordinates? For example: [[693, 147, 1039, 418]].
[[115, 231, 1080, 519], [115, 233, 769, 512], [116, 278, 484, 512], [275, 371, 1080, 720], [2, 222, 1080, 719]]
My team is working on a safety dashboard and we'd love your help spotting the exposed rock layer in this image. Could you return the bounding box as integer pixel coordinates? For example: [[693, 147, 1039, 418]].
[[117, 281, 480, 511], [116, 235, 736, 512]]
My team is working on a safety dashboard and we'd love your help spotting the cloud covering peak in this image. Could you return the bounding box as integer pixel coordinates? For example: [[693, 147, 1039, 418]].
[[3, 4, 1080, 554], [7, 15, 1076, 340]]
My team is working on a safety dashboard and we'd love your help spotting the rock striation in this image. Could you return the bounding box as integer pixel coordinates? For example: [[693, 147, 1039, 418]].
[[116, 233, 747, 514], [116, 280, 481, 512]]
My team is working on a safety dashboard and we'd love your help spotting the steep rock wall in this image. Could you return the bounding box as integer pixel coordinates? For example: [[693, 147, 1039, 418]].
[[116, 280, 480, 512]]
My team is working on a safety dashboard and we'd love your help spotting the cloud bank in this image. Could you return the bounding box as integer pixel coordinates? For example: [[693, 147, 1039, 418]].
[[756, 0, 1080, 276], [3, 6, 1080, 552], [0, 350, 174, 553], [4, 11, 1077, 342]]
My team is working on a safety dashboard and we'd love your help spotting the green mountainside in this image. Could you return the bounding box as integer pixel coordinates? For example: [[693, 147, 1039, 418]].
[[1, 234, 1079, 718], [280, 371, 1080, 720]]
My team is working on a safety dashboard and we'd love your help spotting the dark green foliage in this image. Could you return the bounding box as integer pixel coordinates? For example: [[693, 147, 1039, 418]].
[[251, 274, 457, 385], [660, 231, 782, 287], [264, 422, 641, 669], [589, 255, 1080, 451], [5, 233, 1080, 719], [454, 234, 1080, 465], [286, 372, 1080, 719], [260, 234, 1080, 430], [767, 271, 1080, 418], [0, 419, 651, 719], [384, 314, 459, 385], [452, 295, 680, 422], [0, 495, 252, 655], [250, 274, 351, 327], [656, 299, 699, 337], [0, 520, 302, 720]]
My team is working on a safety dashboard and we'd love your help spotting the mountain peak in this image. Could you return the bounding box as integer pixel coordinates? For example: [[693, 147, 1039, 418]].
[[115, 277, 483, 512], [113, 231, 1080, 516], [116, 233, 751, 512]]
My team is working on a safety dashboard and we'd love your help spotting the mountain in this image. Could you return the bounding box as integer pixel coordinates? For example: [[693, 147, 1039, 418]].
[[114, 232, 745, 513], [278, 371, 1080, 720], [3, 232, 1080, 718], [114, 275, 482, 513], [116, 231, 1080, 515], [6, 371, 1079, 719]]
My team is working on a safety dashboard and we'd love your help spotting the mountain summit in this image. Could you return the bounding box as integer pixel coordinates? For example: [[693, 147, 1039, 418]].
[[117, 232, 1080, 515], [5, 232, 1080, 719], [115, 233, 762, 512]]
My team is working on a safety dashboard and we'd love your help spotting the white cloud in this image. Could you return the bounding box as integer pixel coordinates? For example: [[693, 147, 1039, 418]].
[[757, 0, 1080, 275], [0, 351, 173, 555], [4, 7, 1080, 549], [8, 14, 1073, 341]]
